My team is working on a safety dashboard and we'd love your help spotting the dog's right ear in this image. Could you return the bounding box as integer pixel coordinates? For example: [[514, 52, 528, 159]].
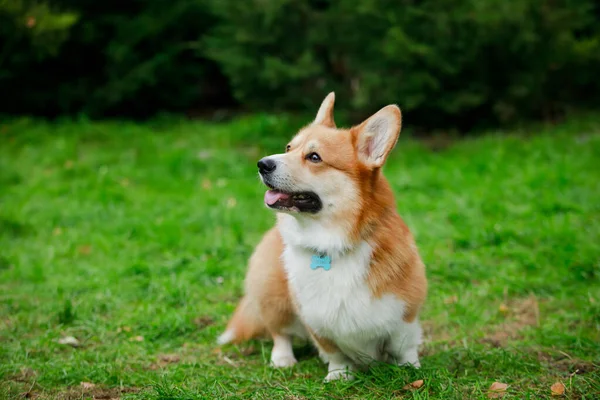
[[313, 92, 336, 128]]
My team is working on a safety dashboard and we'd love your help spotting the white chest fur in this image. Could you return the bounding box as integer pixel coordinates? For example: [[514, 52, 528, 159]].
[[282, 240, 408, 361]]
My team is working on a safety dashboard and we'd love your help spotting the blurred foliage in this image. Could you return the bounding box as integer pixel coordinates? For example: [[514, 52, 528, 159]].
[[206, 0, 600, 129], [0, 0, 231, 118], [1, 0, 599, 129], [0, 0, 77, 57]]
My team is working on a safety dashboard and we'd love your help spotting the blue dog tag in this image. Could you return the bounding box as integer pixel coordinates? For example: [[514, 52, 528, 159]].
[[310, 254, 331, 271]]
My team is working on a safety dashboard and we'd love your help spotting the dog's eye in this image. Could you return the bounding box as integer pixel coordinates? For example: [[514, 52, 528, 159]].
[[306, 152, 322, 163], [286, 144, 291, 152]]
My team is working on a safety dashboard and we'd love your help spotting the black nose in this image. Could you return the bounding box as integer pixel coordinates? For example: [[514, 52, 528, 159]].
[[257, 157, 277, 174]]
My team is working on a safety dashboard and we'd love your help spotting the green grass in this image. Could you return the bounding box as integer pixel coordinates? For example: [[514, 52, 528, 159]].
[[1, 114, 599, 399]]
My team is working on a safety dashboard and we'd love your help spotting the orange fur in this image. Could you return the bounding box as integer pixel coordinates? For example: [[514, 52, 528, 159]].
[[281, 108, 427, 321], [221, 295, 266, 343], [220, 228, 293, 343], [219, 94, 427, 371]]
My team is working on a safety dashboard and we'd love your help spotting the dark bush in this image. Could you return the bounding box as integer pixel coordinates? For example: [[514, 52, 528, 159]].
[[0, 0, 231, 118], [206, 0, 600, 129], [1, 0, 599, 129], [0, 0, 78, 113]]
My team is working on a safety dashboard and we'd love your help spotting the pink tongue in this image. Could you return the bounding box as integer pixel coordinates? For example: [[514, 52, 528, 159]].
[[264, 190, 290, 205]]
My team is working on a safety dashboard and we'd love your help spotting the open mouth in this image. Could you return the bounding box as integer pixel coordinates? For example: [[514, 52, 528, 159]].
[[264, 189, 322, 213]]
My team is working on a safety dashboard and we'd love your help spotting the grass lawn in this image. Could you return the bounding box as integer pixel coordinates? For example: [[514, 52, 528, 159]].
[[1, 114, 599, 399]]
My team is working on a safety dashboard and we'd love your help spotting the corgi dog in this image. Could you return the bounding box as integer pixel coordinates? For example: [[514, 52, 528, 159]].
[[217, 93, 427, 382]]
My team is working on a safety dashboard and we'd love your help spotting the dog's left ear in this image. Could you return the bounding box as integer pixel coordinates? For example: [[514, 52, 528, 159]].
[[354, 105, 402, 169], [313, 92, 336, 128]]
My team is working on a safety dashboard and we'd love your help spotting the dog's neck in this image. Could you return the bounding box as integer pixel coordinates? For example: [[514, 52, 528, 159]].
[[277, 213, 356, 257], [276, 210, 393, 258]]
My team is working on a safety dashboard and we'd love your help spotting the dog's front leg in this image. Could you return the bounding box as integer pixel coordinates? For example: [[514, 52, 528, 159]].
[[324, 352, 355, 382], [386, 321, 423, 368], [309, 330, 355, 382]]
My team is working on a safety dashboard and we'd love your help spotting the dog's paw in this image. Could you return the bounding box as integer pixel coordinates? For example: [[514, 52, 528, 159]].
[[270, 354, 297, 368], [398, 359, 421, 369], [324, 369, 354, 382]]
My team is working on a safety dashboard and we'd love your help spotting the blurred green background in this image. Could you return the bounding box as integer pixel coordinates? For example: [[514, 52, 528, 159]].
[[1, 0, 599, 130]]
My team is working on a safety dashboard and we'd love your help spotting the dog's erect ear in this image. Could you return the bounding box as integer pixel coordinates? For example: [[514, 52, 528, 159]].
[[354, 105, 402, 169], [313, 92, 336, 128]]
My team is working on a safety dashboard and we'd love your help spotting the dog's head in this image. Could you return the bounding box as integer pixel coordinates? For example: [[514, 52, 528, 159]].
[[258, 93, 401, 220]]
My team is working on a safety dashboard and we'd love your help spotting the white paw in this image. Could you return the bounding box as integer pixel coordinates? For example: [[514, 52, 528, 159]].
[[398, 359, 421, 368], [270, 354, 297, 368], [397, 347, 421, 368], [324, 369, 354, 382]]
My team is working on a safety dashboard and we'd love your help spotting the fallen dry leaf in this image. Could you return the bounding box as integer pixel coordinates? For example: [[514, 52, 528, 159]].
[[488, 382, 508, 398], [149, 354, 181, 369], [158, 354, 180, 364], [26, 16, 36, 28], [444, 295, 458, 305], [77, 245, 92, 255], [193, 316, 214, 328], [80, 382, 96, 390], [130, 335, 144, 342], [58, 336, 80, 347], [551, 382, 565, 396], [498, 304, 509, 314], [403, 379, 424, 390]]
